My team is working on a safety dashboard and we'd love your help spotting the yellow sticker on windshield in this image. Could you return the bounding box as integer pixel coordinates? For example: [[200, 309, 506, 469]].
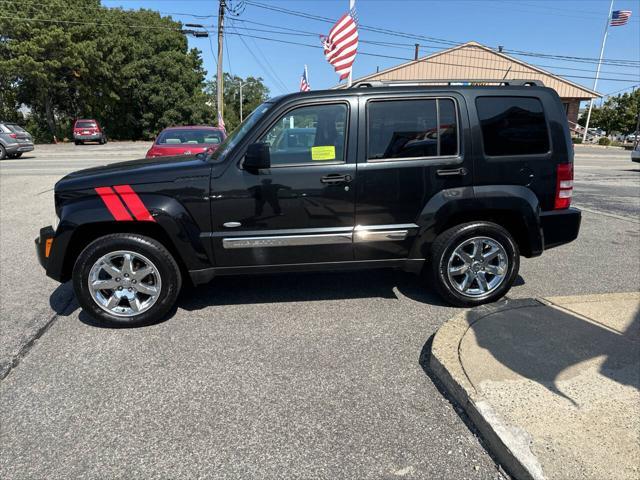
[[311, 145, 336, 161]]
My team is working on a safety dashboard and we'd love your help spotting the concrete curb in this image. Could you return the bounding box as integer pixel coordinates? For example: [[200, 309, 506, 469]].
[[430, 298, 547, 480]]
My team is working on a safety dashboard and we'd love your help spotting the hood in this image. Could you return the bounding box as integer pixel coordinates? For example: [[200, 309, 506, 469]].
[[55, 154, 210, 192]]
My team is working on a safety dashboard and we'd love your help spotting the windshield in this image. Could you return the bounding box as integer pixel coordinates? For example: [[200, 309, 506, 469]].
[[157, 128, 224, 145], [209, 102, 273, 161]]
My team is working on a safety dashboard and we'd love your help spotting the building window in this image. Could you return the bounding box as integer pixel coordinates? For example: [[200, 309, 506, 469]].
[[476, 96, 550, 156]]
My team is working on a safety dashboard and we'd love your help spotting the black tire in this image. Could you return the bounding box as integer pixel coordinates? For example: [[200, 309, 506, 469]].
[[73, 233, 182, 326], [0, 145, 6, 160], [429, 222, 520, 307], [13, 152, 22, 158], [74, 140, 81, 145], [99, 137, 105, 145]]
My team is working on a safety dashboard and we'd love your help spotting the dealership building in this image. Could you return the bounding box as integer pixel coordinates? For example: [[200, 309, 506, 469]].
[[342, 41, 601, 129]]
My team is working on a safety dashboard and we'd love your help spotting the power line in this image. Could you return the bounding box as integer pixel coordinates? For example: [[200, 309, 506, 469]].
[[222, 30, 639, 83], [3, 11, 634, 84], [243, 0, 640, 66], [227, 22, 288, 94], [226, 23, 640, 79]]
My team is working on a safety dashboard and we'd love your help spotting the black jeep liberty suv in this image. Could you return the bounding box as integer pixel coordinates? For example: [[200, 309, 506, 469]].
[[36, 80, 581, 326]]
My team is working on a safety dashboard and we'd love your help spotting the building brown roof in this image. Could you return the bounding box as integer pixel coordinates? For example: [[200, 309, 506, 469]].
[[339, 41, 601, 99]]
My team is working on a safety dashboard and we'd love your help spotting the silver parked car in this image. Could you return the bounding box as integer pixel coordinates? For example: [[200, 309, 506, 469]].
[[0, 122, 34, 159], [632, 142, 640, 163]]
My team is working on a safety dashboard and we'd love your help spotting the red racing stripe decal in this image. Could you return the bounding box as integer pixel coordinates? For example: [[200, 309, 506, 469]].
[[113, 184, 155, 222], [95, 187, 133, 221]]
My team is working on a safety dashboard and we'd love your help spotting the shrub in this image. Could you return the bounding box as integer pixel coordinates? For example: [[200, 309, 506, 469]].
[[572, 137, 583, 144], [598, 137, 612, 146]]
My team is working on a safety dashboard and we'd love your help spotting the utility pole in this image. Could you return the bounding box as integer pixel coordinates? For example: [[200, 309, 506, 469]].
[[582, 0, 614, 142], [216, 0, 226, 126], [414, 43, 420, 61], [239, 81, 245, 122]]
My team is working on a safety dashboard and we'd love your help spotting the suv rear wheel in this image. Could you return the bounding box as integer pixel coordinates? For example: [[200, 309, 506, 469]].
[[430, 222, 519, 307], [73, 234, 182, 326]]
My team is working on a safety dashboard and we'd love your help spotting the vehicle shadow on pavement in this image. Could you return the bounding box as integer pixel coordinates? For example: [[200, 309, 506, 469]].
[[178, 269, 450, 310], [460, 304, 640, 404], [49, 281, 78, 316]]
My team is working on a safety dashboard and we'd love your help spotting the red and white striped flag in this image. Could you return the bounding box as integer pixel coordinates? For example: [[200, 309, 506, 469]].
[[300, 65, 311, 91], [320, 9, 358, 81], [217, 111, 225, 131], [610, 10, 632, 26]]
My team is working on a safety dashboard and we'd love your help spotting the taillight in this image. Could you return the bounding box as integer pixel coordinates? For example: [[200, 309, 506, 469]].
[[555, 163, 573, 209], [9, 133, 17, 139]]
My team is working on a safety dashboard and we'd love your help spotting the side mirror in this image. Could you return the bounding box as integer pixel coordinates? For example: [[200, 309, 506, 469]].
[[244, 142, 271, 170]]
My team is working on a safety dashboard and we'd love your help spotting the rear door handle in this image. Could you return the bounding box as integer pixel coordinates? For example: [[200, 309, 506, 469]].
[[437, 167, 468, 177], [321, 174, 352, 184]]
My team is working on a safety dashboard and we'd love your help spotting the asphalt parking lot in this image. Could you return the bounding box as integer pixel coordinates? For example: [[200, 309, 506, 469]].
[[1, 143, 638, 479]]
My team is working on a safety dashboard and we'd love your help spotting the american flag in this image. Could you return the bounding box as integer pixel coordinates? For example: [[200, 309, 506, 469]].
[[217, 110, 225, 131], [320, 9, 359, 81], [610, 10, 632, 26], [300, 65, 311, 92]]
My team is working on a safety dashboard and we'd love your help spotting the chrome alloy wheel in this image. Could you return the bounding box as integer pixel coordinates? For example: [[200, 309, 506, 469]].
[[88, 250, 162, 317], [446, 236, 508, 298]]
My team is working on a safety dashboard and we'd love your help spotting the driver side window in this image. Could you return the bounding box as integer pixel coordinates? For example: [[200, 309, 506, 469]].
[[260, 103, 348, 167]]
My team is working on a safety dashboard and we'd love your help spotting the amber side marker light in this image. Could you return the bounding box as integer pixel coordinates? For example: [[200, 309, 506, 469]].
[[45, 238, 54, 258]]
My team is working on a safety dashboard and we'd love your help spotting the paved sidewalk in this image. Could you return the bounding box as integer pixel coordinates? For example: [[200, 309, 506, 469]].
[[431, 293, 640, 480]]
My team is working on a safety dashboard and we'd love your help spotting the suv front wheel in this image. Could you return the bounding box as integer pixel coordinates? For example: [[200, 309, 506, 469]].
[[430, 222, 520, 307], [73, 234, 182, 326]]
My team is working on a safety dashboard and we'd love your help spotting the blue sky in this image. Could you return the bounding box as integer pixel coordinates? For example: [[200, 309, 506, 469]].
[[104, 0, 640, 101]]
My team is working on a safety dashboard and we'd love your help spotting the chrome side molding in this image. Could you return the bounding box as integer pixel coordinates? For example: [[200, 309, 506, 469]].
[[223, 233, 352, 249], [222, 224, 417, 249], [353, 229, 408, 243]]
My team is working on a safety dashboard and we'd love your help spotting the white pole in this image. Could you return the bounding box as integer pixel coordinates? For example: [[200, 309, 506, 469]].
[[582, 0, 614, 142], [347, 0, 355, 87], [239, 83, 243, 122]]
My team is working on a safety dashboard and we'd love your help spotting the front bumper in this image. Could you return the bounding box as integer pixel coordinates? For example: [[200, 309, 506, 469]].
[[540, 207, 581, 250], [35, 226, 56, 271]]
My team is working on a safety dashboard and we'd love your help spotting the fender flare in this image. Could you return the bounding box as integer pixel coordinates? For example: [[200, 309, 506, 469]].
[[409, 185, 543, 259], [47, 194, 212, 282]]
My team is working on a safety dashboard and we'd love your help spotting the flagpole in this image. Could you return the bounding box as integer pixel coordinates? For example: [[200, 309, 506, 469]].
[[582, 0, 614, 142], [347, 0, 355, 87]]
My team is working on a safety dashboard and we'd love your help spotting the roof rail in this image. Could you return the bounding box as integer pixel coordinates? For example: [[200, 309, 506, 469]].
[[352, 79, 545, 88]]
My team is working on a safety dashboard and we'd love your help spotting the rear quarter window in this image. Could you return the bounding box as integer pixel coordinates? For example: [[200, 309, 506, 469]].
[[476, 96, 549, 156]]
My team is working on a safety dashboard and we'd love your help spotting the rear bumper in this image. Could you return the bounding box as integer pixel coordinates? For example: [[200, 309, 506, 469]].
[[4, 143, 34, 153], [540, 207, 581, 250], [74, 134, 102, 141]]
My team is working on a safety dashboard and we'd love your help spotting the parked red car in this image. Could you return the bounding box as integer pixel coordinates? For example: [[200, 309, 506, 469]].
[[73, 119, 107, 145], [145, 126, 226, 158]]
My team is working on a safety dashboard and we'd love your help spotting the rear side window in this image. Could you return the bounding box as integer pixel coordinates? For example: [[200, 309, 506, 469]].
[[75, 121, 97, 128], [476, 97, 549, 156], [6, 124, 26, 133], [367, 98, 458, 160]]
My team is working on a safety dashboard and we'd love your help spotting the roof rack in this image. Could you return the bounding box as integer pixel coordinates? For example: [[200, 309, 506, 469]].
[[351, 79, 544, 88]]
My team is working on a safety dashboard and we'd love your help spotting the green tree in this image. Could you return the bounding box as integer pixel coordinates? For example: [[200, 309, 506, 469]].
[[206, 74, 270, 132], [579, 90, 640, 135], [0, 0, 212, 141]]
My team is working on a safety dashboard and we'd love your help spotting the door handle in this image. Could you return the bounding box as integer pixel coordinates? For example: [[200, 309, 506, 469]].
[[437, 167, 468, 177], [321, 174, 352, 184]]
